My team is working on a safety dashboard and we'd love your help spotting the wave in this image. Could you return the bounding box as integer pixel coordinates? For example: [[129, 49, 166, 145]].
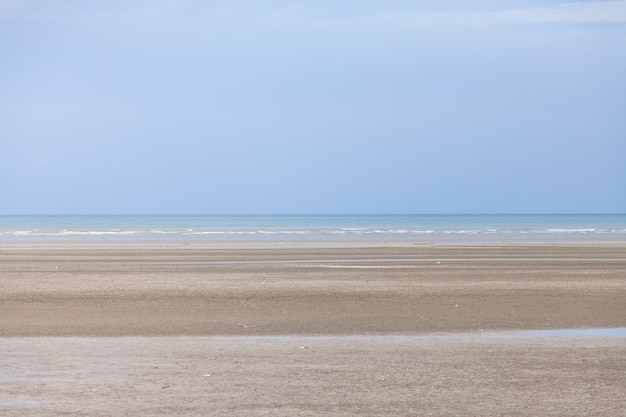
[[2, 227, 626, 237]]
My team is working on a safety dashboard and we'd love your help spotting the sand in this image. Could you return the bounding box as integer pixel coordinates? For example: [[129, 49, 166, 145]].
[[1, 243, 625, 415]]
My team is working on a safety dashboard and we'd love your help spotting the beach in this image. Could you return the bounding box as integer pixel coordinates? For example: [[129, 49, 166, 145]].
[[2, 242, 626, 415]]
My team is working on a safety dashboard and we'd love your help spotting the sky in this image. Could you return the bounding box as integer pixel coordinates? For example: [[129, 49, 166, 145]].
[[1, 0, 625, 214]]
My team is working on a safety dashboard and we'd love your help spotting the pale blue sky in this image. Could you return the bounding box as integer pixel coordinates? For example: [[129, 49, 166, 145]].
[[1, 0, 625, 214]]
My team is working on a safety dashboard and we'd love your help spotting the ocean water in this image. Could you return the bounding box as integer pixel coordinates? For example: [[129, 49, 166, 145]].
[[1, 214, 625, 243]]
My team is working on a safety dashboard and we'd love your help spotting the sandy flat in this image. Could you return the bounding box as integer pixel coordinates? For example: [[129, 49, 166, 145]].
[[1, 243, 625, 336], [1, 243, 625, 416], [3, 335, 625, 416]]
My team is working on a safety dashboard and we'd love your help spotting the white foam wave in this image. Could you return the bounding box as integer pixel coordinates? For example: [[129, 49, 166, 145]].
[[2, 227, 626, 238], [542, 228, 596, 234]]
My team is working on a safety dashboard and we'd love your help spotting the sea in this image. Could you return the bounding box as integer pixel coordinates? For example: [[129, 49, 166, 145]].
[[1, 214, 625, 244]]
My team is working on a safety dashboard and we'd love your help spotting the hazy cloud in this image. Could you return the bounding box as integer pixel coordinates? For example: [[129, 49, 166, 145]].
[[2, 0, 625, 213], [3, 1, 626, 24]]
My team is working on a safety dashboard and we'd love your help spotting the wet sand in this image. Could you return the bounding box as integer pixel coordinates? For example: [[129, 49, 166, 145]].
[[2, 243, 625, 336], [1, 243, 625, 415]]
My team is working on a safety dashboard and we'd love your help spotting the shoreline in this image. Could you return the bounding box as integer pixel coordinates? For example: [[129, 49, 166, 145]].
[[2, 236, 626, 247]]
